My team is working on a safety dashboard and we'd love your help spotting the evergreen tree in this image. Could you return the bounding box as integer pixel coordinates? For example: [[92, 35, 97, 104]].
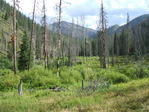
[[18, 31, 30, 71], [119, 29, 127, 55]]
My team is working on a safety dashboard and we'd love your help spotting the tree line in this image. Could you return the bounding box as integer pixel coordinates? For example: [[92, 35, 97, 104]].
[[0, 0, 149, 74]]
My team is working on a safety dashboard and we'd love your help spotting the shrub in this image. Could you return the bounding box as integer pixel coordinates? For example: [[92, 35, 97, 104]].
[[0, 55, 13, 69], [60, 71, 76, 85], [81, 68, 95, 81], [0, 69, 13, 76], [96, 69, 130, 84], [20, 68, 60, 89], [117, 68, 136, 79], [135, 68, 149, 78], [0, 73, 20, 91]]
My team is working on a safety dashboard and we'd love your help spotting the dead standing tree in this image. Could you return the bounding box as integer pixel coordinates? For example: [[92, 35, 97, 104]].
[[126, 13, 131, 63], [12, 0, 19, 74], [81, 15, 86, 62], [28, 0, 36, 70], [98, 0, 107, 68], [42, 0, 48, 69], [57, 0, 62, 75], [68, 18, 74, 66]]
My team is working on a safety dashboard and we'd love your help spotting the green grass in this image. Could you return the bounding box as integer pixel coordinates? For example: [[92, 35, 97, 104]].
[[0, 78, 149, 112], [0, 56, 149, 111]]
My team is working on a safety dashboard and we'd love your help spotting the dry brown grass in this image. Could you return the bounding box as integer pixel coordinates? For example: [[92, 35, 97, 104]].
[[39, 78, 149, 112]]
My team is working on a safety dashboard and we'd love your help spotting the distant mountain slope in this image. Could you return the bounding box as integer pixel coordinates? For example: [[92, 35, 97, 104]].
[[49, 14, 149, 38], [107, 25, 120, 35], [49, 21, 98, 39], [112, 14, 149, 35]]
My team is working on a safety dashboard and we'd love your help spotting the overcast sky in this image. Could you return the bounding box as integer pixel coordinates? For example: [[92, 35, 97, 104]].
[[6, 0, 149, 29]]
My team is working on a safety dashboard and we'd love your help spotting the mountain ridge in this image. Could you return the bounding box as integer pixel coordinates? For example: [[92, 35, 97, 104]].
[[49, 14, 149, 38]]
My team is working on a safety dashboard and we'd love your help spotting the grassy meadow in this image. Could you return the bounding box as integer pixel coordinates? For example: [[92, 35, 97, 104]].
[[0, 55, 149, 112]]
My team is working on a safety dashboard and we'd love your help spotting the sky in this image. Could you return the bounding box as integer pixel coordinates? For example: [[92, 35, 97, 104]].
[[5, 0, 149, 30]]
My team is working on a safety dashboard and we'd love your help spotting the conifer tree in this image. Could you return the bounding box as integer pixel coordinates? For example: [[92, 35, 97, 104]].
[[18, 31, 30, 71]]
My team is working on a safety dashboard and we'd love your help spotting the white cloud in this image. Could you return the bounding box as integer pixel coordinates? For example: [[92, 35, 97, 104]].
[[5, 0, 149, 29]]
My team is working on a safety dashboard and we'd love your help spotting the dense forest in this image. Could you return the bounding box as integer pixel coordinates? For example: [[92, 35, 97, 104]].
[[0, 0, 149, 111]]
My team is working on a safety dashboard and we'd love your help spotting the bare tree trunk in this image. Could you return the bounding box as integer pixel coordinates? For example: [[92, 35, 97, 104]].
[[13, 0, 17, 74], [117, 36, 120, 68], [126, 13, 131, 64], [68, 18, 74, 66], [85, 37, 87, 57], [57, 0, 62, 75], [81, 15, 86, 62], [99, 0, 107, 68], [43, 0, 47, 69], [28, 0, 36, 70], [98, 36, 103, 67], [112, 43, 114, 67], [68, 22, 71, 66]]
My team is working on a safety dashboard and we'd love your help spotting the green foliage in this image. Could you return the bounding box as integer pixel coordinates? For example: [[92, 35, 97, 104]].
[[4, 12, 8, 20], [0, 91, 41, 112], [60, 67, 82, 85], [135, 67, 149, 78], [119, 29, 127, 55], [0, 55, 149, 112], [18, 31, 30, 71], [0, 72, 20, 91], [20, 68, 60, 89], [0, 69, 13, 76], [81, 67, 94, 80], [117, 67, 136, 79], [0, 54, 13, 69], [95, 69, 130, 84]]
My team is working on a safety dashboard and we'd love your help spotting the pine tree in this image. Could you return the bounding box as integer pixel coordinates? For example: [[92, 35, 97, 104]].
[[18, 31, 30, 71]]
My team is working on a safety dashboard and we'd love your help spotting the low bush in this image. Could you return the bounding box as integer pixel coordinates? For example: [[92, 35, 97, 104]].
[[117, 67, 136, 79], [0, 55, 13, 69], [20, 68, 60, 89], [95, 69, 130, 84], [0, 73, 20, 91], [0, 69, 13, 76]]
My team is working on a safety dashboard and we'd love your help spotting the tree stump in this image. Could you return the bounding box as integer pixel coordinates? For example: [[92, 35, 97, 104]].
[[82, 79, 84, 90], [18, 80, 23, 95]]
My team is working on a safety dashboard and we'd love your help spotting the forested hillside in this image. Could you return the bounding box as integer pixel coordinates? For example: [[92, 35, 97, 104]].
[[0, 0, 149, 111]]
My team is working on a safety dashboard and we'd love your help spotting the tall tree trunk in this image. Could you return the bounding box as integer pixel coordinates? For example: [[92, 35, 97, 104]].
[[57, 0, 62, 75], [13, 0, 17, 74], [116, 35, 120, 68], [43, 0, 47, 69], [68, 22, 71, 66], [112, 42, 114, 67], [126, 13, 131, 64], [81, 15, 86, 62], [28, 0, 36, 70], [99, 0, 107, 68], [68, 18, 74, 66]]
